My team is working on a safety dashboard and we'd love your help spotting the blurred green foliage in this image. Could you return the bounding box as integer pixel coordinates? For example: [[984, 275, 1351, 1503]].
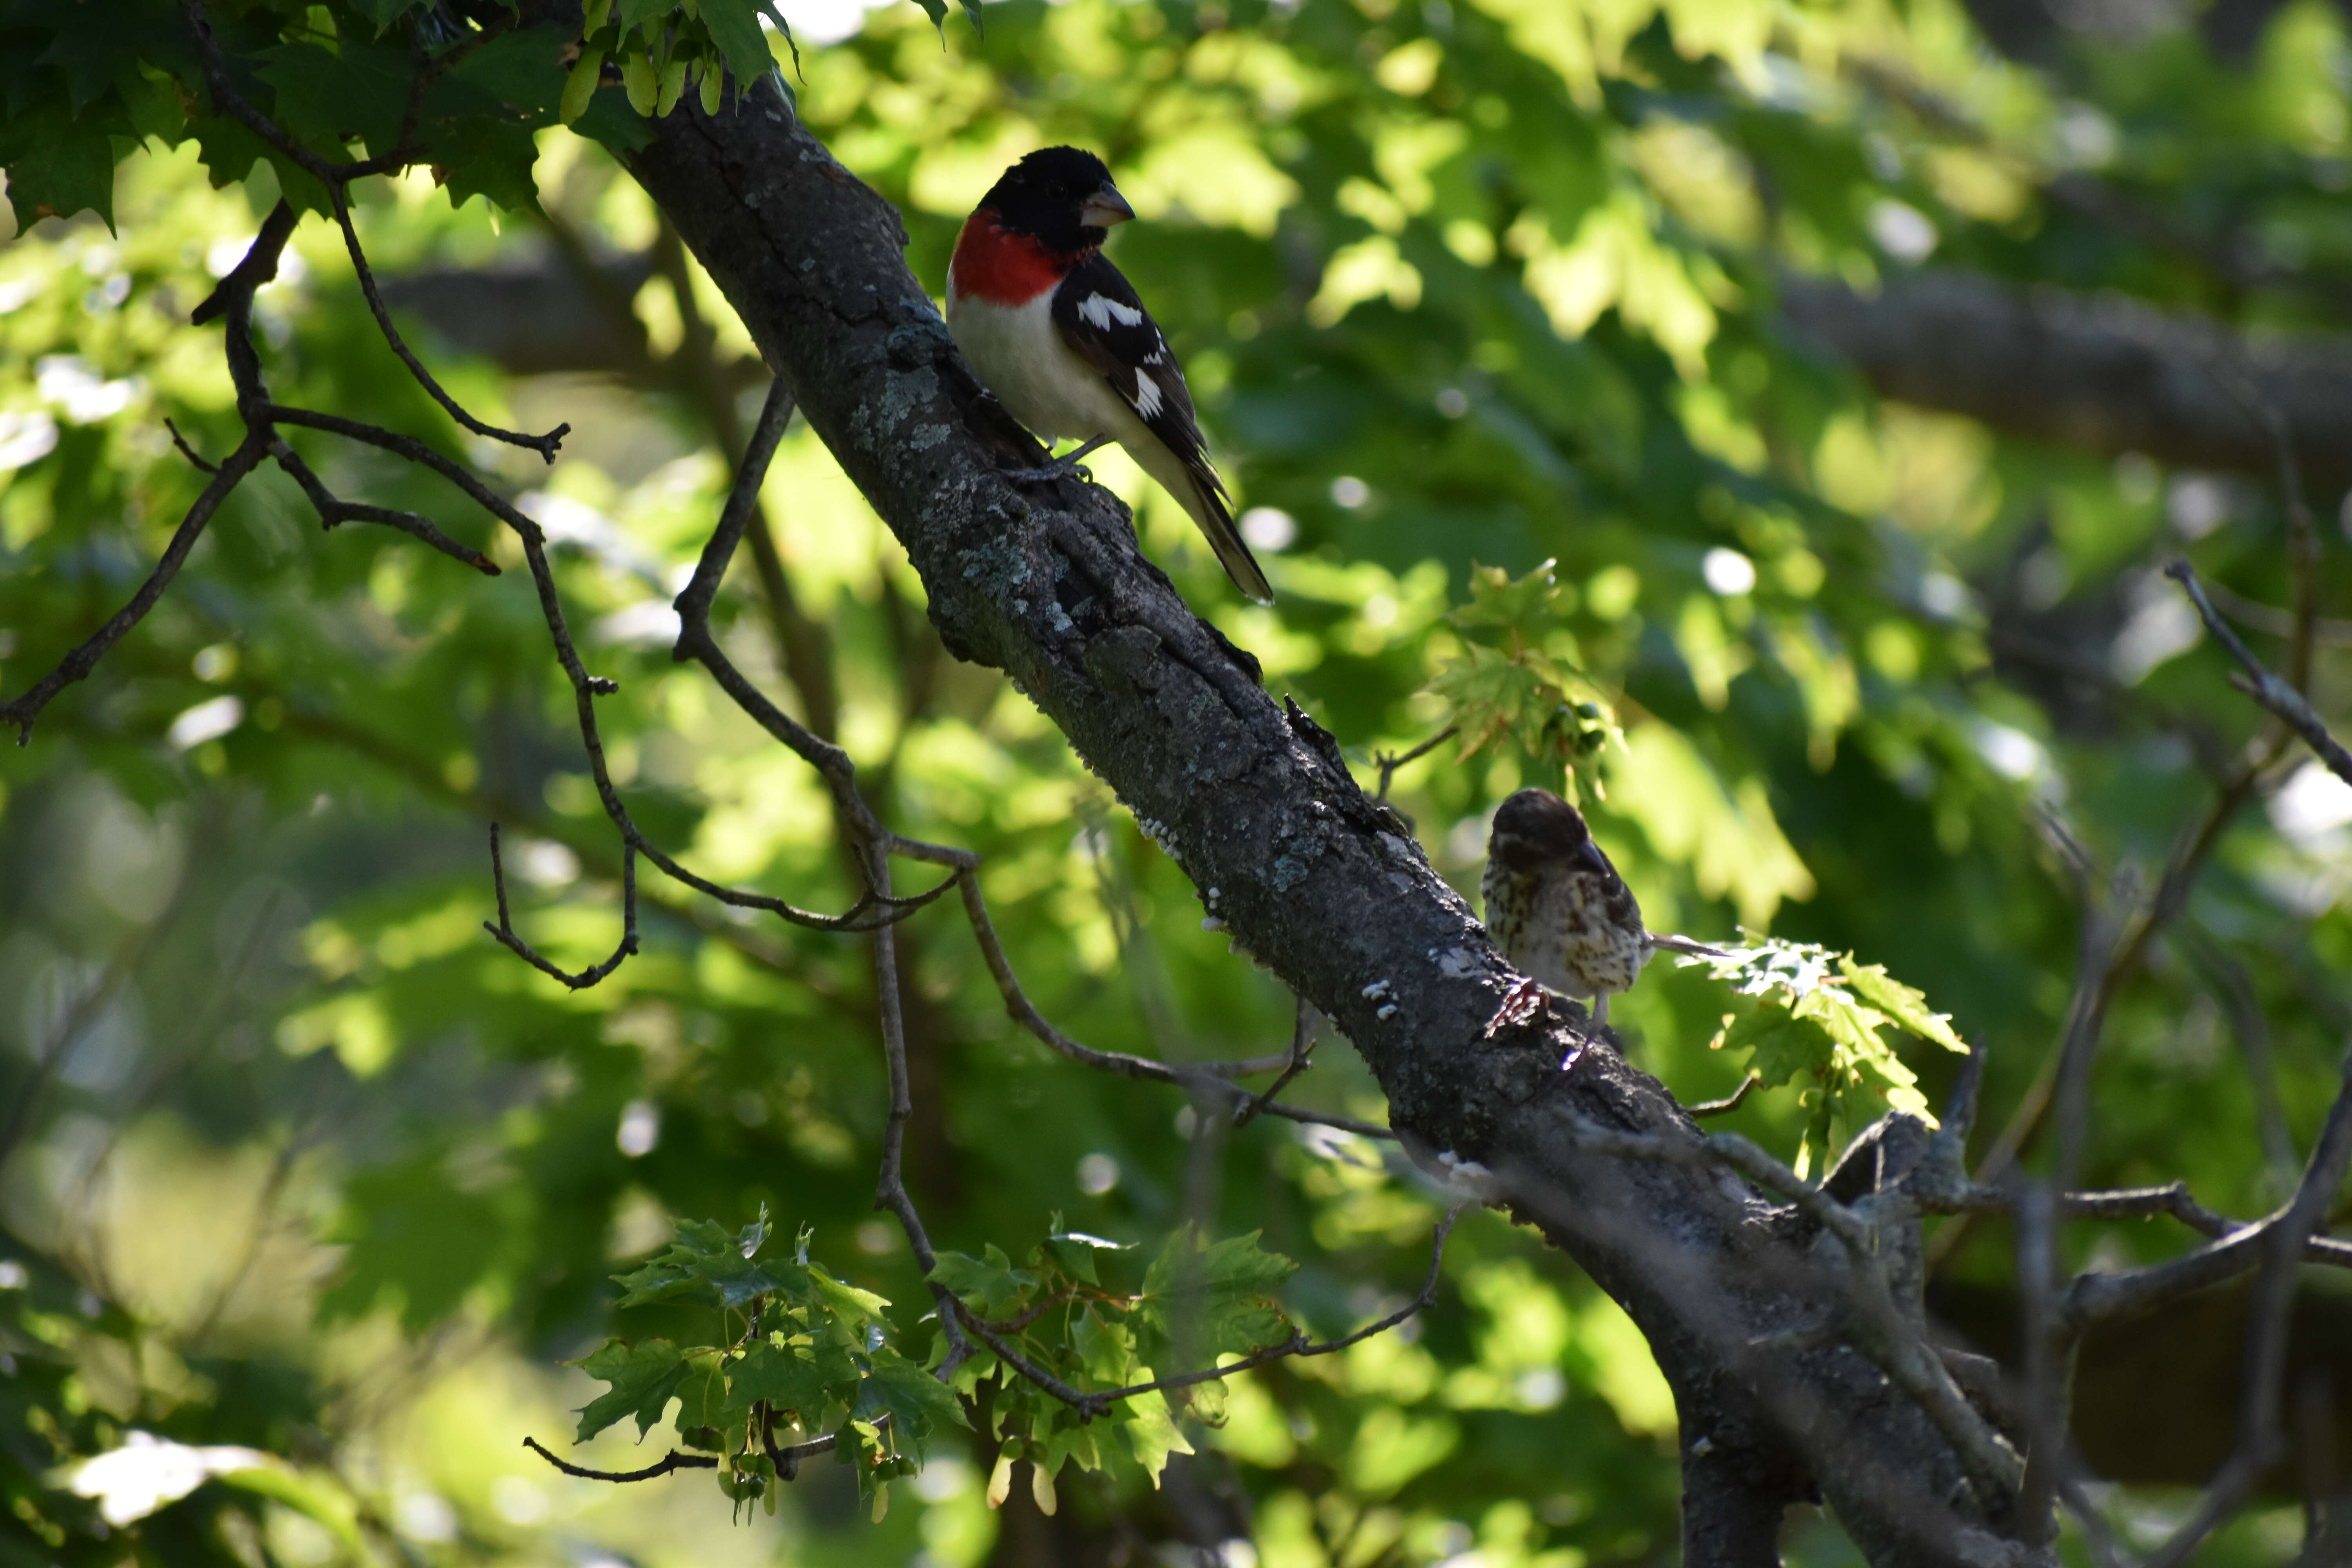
[[4, 0, 2351, 1561]]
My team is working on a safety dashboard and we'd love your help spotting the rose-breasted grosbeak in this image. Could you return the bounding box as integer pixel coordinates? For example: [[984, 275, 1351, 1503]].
[[946, 146, 1272, 605], [1482, 788, 1721, 1031]]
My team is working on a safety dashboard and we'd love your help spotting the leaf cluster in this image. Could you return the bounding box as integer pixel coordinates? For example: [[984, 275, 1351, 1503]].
[[573, 1206, 966, 1521], [1687, 940, 1969, 1176], [1425, 559, 1625, 800], [930, 1221, 1298, 1513]]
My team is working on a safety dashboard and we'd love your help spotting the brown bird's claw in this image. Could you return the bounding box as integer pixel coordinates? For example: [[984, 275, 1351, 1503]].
[[1482, 976, 1551, 1040]]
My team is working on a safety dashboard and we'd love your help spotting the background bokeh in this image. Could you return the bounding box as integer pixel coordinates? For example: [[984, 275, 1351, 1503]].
[[5, 0, 2352, 1561]]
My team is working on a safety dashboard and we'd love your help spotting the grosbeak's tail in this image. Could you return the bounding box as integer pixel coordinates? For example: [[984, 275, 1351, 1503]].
[[1188, 474, 1274, 605], [1650, 933, 1730, 959]]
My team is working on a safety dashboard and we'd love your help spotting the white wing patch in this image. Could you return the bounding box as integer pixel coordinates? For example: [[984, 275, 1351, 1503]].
[[1130, 369, 1165, 419], [1076, 292, 1145, 330]]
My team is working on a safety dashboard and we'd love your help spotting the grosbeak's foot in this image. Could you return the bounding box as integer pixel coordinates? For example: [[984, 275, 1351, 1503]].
[[1002, 459, 1092, 483], [1482, 976, 1550, 1039]]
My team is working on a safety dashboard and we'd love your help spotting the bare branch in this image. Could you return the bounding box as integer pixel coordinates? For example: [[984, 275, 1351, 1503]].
[[2066, 1046, 2352, 1331], [1373, 726, 1456, 804], [521, 1437, 717, 1482], [955, 871, 1393, 1139], [865, 838, 972, 1372], [1688, 1074, 1762, 1119], [2138, 1044, 2352, 1568], [2170, 559, 2352, 787], [481, 824, 641, 989], [0, 430, 269, 745], [1231, 998, 1316, 1129], [271, 438, 500, 575]]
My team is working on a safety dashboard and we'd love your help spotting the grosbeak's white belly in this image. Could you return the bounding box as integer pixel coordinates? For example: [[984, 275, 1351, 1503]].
[[946, 287, 1152, 450]]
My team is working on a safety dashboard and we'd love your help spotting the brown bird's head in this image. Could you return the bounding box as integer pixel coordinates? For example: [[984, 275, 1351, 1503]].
[[1487, 788, 1608, 876]]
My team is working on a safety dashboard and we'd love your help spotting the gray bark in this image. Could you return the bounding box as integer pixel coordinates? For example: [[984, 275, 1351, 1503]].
[[621, 84, 2043, 1568]]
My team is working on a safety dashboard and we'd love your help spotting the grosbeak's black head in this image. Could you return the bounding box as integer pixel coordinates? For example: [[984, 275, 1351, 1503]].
[[1487, 788, 1599, 874], [979, 146, 1136, 254]]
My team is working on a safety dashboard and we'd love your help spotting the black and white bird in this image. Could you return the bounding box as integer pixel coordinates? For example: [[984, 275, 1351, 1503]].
[[945, 146, 1272, 604]]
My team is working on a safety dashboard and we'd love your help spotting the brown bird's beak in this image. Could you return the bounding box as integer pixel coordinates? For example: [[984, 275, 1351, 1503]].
[[1079, 180, 1136, 228]]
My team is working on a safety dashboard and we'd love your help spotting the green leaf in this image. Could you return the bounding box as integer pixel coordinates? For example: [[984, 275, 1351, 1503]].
[[808, 1266, 891, 1328], [1838, 957, 1967, 1054], [1069, 1304, 1138, 1384], [1138, 1228, 1295, 1360], [653, 53, 688, 114], [858, 1345, 969, 1462], [697, 0, 779, 88], [1711, 1005, 1833, 1089], [613, 1216, 795, 1310], [930, 1244, 1034, 1318], [570, 82, 653, 153], [726, 1338, 859, 1423], [434, 24, 568, 121], [0, 96, 122, 229], [1120, 1387, 1194, 1485], [350, 0, 432, 28], [1450, 558, 1562, 632], [617, 0, 686, 27], [907, 0, 950, 36], [572, 1338, 691, 1440], [620, 52, 657, 115], [255, 39, 414, 157], [1042, 1229, 1127, 1287]]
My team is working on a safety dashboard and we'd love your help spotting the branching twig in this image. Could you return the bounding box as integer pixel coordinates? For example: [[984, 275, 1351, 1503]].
[[270, 438, 499, 575], [955, 870, 1393, 1139], [0, 430, 268, 744], [2170, 559, 2352, 787], [1372, 726, 1456, 804], [481, 824, 641, 989], [180, 0, 567, 461], [2136, 1044, 2352, 1568], [1232, 997, 1316, 1129]]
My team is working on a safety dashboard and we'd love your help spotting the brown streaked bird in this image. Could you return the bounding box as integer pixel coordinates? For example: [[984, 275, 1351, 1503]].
[[1481, 787, 1721, 1031]]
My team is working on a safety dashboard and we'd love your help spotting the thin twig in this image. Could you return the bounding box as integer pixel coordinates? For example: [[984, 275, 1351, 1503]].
[[0, 431, 268, 744], [180, 0, 567, 461], [271, 438, 500, 575], [1688, 1074, 1761, 1119], [2138, 1044, 2352, 1568], [866, 838, 972, 1373], [165, 417, 220, 474], [2170, 559, 2352, 787], [1232, 997, 1316, 1128], [481, 824, 641, 989], [1374, 726, 1457, 803], [521, 1437, 717, 1482], [2065, 1046, 2352, 1331], [956, 869, 1392, 1138]]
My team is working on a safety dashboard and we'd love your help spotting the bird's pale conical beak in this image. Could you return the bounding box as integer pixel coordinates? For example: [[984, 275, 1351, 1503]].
[[1079, 181, 1136, 228]]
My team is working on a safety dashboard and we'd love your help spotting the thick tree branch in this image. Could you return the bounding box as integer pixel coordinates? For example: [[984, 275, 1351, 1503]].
[[626, 85, 2040, 1568], [1780, 269, 2352, 485]]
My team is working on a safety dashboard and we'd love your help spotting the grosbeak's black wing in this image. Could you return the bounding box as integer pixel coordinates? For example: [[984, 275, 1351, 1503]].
[[1048, 252, 1270, 602], [1050, 252, 1224, 494]]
